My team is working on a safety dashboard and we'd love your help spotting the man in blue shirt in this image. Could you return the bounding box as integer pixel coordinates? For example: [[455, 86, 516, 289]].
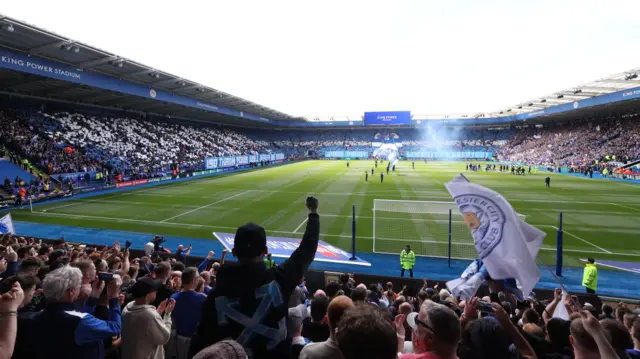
[[17, 266, 122, 359], [170, 267, 207, 359]]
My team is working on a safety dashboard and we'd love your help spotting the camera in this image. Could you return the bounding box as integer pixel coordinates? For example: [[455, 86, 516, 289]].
[[97, 272, 115, 281]]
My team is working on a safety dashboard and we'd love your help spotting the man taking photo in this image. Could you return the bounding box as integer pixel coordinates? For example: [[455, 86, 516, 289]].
[[190, 197, 320, 359]]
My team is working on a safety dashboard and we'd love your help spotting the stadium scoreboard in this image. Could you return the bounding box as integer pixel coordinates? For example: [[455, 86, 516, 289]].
[[364, 111, 411, 126]]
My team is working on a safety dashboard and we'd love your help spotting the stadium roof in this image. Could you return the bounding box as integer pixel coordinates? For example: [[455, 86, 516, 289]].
[[0, 15, 301, 125]]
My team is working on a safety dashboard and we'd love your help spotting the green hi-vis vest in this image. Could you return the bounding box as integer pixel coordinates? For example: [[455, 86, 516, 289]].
[[264, 259, 276, 269], [582, 263, 598, 291], [400, 250, 416, 269]]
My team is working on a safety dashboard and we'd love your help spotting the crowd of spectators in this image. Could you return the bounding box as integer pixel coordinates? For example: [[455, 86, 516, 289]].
[[498, 115, 640, 166], [1, 197, 640, 359]]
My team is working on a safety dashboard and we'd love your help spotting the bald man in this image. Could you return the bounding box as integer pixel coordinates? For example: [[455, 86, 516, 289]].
[[300, 296, 354, 359]]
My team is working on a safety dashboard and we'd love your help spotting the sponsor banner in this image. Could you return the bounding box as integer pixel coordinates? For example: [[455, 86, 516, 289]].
[[406, 151, 492, 159], [192, 171, 205, 176], [115, 179, 148, 188], [213, 232, 371, 266], [364, 111, 411, 126], [249, 155, 258, 163], [236, 155, 249, 165], [323, 151, 369, 159], [205, 157, 218, 170], [260, 154, 271, 162], [219, 157, 236, 168], [75, 186, 101, 194], [148, 178, 162, 183]]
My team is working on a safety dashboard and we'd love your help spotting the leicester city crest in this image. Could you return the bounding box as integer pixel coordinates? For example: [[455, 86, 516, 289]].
[[573, 101, 579, 109], [149, 89, 157, 98], [454, 194, 506, 259], [0, 222, 8, 234]]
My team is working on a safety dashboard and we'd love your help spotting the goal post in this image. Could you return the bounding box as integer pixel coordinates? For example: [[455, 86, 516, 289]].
[[372, 199, 527, 263]]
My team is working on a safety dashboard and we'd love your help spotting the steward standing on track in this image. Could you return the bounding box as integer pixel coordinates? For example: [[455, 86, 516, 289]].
[[400, 245, 415, 278], [582, 258, 598, 294], [264, 253, 276, 269]]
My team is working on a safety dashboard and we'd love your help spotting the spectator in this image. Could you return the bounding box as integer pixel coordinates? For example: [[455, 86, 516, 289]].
[[335, 304, 397, 359], [300, 296, 354, 359], [170, 267, 207, 359], [18, 257, 41, 276], [302, 295, 331, 343], [340, 273, 353, 297], [151, 261, 174, 307], [0, 274, 37, 312], [71, 258, 97, 309], [600, 304, 615, 320], [200, 271, 213, 294], [522, 308, 541, 326], [190, 197, 319, 359], [350, 286, 367, 305], [0, 281, 24, 359], [629, 318, 640, 359], [570, 311, 619, 359], [193, 340, 248, 359], [176, 244, 191, 262], [523, 323, 546, 339], [396, 301, 460, 359], [625, 313, 639, 332], [601, 318, 634, 359], [290, 304, 311, 358], [19, 266, 122, 359], [121, 277, 175, 359]]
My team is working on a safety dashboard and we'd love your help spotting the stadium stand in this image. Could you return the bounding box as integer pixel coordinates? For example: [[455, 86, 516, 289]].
[[1, 234, 639, 359]]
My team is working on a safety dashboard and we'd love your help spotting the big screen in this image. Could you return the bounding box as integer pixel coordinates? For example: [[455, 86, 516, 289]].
[[364, 111, 411, 126]]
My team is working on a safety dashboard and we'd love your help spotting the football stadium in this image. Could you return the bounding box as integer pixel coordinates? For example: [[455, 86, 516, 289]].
[[1, 3, 640, 359]]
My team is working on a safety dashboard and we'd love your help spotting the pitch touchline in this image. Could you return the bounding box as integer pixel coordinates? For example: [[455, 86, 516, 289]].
[[293, 218, 308, 233], [551, 225, 612, 254], [24, 210, 638, 257], [159, 190, 253, 222]]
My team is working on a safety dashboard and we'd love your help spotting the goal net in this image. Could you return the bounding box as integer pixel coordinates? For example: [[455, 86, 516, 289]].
[[372, 199, 526, 261]]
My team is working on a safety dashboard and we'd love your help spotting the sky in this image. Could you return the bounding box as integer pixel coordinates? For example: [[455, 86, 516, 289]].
[[3, 0, 640, 118]]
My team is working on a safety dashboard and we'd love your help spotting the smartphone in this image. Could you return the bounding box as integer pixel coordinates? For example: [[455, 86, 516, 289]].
[[98, 272, 114, 281], [478, 300, 494, 313]]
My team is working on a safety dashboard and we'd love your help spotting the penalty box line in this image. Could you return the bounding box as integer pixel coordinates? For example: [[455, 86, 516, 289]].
[[24, 210, 638, 257]]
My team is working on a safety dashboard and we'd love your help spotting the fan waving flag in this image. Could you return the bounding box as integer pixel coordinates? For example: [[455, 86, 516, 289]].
[[0, 213, 15, 235], [445, 174, 545, 297]]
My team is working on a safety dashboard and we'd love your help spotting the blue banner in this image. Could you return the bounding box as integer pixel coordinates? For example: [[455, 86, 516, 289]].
[[406, 151, 493, 159], [323, 151, 369, 158], [364, 111, 411, 126], [236, 155, 249, 165], [205, 153, 283, 169], [205, 158, 219, 170], [213, 232, 370, 266]]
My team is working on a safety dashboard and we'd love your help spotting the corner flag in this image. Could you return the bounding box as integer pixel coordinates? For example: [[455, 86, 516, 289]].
[[444, 174, 545, 297], [0, 213, 15, 235]]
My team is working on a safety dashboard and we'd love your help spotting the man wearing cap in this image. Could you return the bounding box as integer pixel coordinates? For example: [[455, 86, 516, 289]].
[[121, 277, 175, 359], [191, 197, 320, 359]]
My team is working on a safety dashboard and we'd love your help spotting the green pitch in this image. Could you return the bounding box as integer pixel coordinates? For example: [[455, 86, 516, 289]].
[[12, 160, 640, 268]]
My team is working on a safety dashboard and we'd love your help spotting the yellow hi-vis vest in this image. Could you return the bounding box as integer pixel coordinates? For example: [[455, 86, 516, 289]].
[[582, 263, 598, 291], [400, 250, 415, 269], [264, 258, 276, 269]]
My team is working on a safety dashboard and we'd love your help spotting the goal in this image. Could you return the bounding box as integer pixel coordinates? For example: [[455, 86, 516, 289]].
[[372, 199, 527, 262], [372, 199, 478, 260]]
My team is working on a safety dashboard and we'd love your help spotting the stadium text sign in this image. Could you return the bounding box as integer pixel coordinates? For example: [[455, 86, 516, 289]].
[[364, 111, 411, 126], [213, 232, 371, 266]]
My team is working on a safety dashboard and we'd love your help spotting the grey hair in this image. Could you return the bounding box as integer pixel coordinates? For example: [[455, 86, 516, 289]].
[[421, 301, 461, 346], [43, 266, 82, 302]]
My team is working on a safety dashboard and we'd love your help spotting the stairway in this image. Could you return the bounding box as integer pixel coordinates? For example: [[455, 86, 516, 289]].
[[0, 158, 36, 189]]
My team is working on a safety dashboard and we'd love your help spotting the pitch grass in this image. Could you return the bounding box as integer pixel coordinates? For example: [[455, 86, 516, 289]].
[[11, 160, 640, 268]]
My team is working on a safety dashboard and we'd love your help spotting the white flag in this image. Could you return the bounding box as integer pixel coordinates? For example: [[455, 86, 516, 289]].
[[445, 174, 546, 296], [0, 213, 15, 235]]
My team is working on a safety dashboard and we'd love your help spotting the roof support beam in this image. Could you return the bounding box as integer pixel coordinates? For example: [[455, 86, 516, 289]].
[[596, 79, 640, 85], [78, 56, 121, 69], [28, 40, 72, 54]]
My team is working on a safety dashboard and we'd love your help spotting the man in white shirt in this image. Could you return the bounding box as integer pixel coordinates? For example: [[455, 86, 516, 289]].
[[299, 296, 354, 359]]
